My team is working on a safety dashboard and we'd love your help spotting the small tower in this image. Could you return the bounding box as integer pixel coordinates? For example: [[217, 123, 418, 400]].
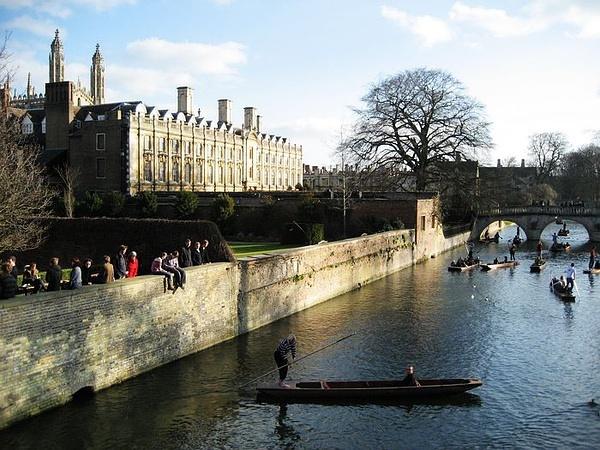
[[49, 29, 64, 83], [90, 43, 105, 105], [177, 86, 193, 115]]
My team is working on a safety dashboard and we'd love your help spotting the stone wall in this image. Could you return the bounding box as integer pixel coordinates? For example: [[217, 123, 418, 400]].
[[0, 228, 468, 429]]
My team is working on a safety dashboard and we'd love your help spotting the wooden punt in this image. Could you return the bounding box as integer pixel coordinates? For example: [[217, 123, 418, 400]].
[[550, 243, 571, 253], [583, 268, 600, 275], [558, 229, 570, 236], [530, 260, 547, 272], [256, 378, 483, 401], [448, 263, 479, 272], [480, 261, 519, 271], [550, 282, 576, 302], [480, 236, 499, 244]]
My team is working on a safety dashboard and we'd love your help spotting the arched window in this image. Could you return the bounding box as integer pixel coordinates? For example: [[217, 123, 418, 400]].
[[208, 164, 214, 184]]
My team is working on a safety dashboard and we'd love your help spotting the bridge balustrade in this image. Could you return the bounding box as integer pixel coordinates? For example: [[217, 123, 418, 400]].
[[478, 206, 599, 217]]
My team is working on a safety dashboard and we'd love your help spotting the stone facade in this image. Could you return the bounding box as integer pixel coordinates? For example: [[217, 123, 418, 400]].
[[0, 224, 469, 429]]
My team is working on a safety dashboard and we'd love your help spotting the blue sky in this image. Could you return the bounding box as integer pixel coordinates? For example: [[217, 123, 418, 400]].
[[1, 0, 599, 166]]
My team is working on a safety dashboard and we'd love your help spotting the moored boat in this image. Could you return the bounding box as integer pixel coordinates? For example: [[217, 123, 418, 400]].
[[448, 262, 479, 272], [480, 261, 519, 271], [530, 259, 547, 272], [256, 378, 483, 401], [558, 229, 570, 236], [550, 280, 575, 302]]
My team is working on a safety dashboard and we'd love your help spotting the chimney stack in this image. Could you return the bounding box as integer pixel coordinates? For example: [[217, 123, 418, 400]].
[[177, 86, 193, 115], [521, 158, 525, 168], [497, 159, 501, 167], [218, 99, 231, 124], [256, 115, 261, 133], [244, 106, 257, 130]]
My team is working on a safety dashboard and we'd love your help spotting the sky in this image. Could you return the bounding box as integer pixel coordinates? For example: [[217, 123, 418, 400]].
[[1, 0, 599, 167]]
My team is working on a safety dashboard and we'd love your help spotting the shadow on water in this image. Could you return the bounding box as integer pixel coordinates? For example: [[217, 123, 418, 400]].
[[255, 392, 483, 408]]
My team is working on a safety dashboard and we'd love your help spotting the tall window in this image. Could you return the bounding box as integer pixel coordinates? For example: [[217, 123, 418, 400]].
[[173, 160, 180, 182], [195, 143, 202, 156], [144, 158, 152, 182], [184, 162, 192, 183], [421, 215, 426, 231], [228, 166, 233, 184], [184, 142, 191, 155], [96, 133, 105, 151], [158, 159, 166, 182], [159, 137, 166, 152], [96, 158, 106, 178], [171, 139, 179, 154], [143, 135, 151, 150], [197, 161, 204, 183], [208, 164, 214, 183], [218, 166, 224, 184]]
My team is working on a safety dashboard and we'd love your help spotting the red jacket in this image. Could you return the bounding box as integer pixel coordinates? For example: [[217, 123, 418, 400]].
[[127, 258, 139, 278]]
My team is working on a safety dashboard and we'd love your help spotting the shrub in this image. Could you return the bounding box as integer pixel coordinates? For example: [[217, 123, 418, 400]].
[[175, 191, 199, 219], [281, 222, 324, 245], [211, 193, 235, 225], [102, 191, 126, 217], [137, 191, 158, 217], [77, 191, 103, 217]]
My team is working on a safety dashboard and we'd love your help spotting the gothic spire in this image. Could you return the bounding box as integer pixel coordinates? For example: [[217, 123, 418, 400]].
[[90, 43, 105, 105], [49, 29, 64, 83]]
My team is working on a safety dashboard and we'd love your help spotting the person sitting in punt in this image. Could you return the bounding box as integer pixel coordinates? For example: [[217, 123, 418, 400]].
[[503, 256, 508, 263], [450, 260, 457, 267], [559, 276, 566, 289], [595, 261, 600, 270], [493, 257, 499, 264], [457, 257, 465, 267], [401, 366, 421, 387]]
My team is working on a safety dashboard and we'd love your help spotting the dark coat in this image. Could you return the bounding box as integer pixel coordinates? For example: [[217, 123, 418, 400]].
[[179, 247, 192, 268], [191, 249, 202, 265], [46, 265, 63, 291], [200, 247, 210, 263], [0, 273, 18, 299], [81, 266, 92, 285], [115, 253, 127, 279]]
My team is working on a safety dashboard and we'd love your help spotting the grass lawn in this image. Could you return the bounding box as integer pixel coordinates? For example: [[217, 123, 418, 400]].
[[228, 242, 301, 258]]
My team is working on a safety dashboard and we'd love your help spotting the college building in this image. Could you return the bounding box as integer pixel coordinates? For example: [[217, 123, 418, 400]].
[[2, 30, 303, 195]]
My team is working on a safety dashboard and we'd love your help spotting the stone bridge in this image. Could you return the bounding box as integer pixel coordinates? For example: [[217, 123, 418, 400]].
[[471, 206, 600, 242]]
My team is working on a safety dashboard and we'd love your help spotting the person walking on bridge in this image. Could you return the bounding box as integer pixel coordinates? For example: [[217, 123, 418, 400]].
[[274, 334, 297, 388]]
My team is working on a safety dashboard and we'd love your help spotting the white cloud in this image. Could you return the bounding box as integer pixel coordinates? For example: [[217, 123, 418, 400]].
[[126, 38, 247, 76], [449, 2, 546, 37], [4, 15, 59, 37], [381, 5, 453, 47], [211, 0, 233, 5]]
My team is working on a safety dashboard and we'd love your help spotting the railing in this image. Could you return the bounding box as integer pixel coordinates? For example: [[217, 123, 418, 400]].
[[478, 206, 600, 217]]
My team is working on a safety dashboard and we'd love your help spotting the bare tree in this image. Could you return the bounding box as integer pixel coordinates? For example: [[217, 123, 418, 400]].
[[343, 68, 492, 191], [0, 34, 54, 253], [56, 163, 79, 217], [528, 132, 568, 182], [503, 156, 517, 167]]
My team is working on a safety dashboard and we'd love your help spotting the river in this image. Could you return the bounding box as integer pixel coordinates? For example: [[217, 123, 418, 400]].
[[1, 223, 599, 449]]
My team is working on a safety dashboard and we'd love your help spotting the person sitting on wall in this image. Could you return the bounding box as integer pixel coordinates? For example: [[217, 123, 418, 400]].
[[400, 366, 421, 387], [22, 262, 44, 293], [81, 259, 94, 285], [115, 244, 128, 280], [151, 252, 174, 292], [46, 257, 63, 291], [0, 263, 17, 299], [166, 251, 186, 289], [179, 239, 193, 268], [162, 252, 183, 290]]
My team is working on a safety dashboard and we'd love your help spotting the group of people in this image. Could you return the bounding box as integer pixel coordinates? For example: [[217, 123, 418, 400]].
[[0, 239, 211, 300], [150, 239, 210, 293]]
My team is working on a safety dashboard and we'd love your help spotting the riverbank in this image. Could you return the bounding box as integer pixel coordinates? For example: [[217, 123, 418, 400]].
[[0, 227, 469, 429]]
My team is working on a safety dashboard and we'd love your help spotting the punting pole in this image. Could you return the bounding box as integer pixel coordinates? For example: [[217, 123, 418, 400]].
[[239, 332, 357, 389]]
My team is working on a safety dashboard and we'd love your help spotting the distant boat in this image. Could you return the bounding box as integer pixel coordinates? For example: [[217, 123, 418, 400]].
[[550, 279, 576, 302], [555, 218, 563, 225], [480, 235, 499, 244], [550, 243, 571, 253], [481, 261, 519, 271], [530, 259, 547, 272], [584, 268, 600, 275], [448, 262, 480, 272], [558, 229, 570, 237], [256, 378, 483, 401]]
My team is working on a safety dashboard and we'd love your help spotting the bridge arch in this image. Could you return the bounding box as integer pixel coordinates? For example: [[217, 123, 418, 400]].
[[473, 217, 530, 242]]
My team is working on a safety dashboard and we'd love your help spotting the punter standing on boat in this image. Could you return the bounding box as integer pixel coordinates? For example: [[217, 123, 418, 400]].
[[274, 334, 297, 388], [565, 263, 576, 291], [401, 366, 421, 387], [509, 243, 516, 261], [589, 246, 596, 270], [536, 241, 543, 258], [552, 233, 558, 245]]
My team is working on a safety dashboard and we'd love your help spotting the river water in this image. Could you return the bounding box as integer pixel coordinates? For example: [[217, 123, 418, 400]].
[[1, 223, 600, 449]]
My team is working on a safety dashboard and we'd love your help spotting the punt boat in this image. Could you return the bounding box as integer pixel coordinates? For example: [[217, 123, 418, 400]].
[[480, 261, 519, 271], [550, 243, 571, 253], [530, 260, 547, 272], [256, 378, 483, 401], [583, 268, 600, 275], [550, 280, 576, 302], [448, 262, 479, 272]]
